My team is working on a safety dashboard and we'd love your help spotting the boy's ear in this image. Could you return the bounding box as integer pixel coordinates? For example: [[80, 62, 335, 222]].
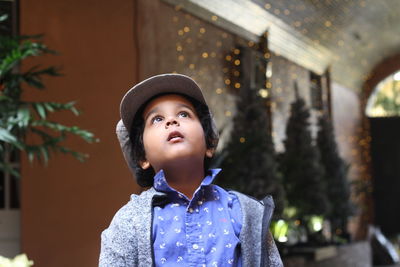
[[205, 148, 214, 158], [140, 160, 151, 170]]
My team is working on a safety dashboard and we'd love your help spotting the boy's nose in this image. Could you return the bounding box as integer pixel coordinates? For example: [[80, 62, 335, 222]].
[[165, 119, 179, 128]]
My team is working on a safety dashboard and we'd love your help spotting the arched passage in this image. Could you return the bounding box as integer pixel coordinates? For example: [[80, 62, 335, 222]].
[[366, 71, 400, 117], [364, 54, 400, 237]]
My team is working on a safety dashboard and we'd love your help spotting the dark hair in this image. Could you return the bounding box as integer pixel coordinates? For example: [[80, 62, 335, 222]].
[[129, 93, 219, 187]]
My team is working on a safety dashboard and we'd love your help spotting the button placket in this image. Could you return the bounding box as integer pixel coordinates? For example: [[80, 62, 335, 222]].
[[185, 195, 206, 266]]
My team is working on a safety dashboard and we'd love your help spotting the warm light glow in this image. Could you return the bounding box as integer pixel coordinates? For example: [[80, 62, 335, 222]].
[[278, 236, 288, 242], [259, 89, 269, 98], [324, 20, 332, 27], [394, 71, 400, 81], [310, 216, 324, 232]]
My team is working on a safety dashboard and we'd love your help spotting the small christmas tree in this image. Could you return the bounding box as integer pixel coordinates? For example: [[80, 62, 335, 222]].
[[216, 48, 285, 215], [217, 85, 285, 214], [317, 115, 353, 240], [280, 84, 330, 222]]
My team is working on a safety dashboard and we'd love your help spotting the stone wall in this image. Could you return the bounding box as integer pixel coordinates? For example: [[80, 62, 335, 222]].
[[137, 0, 239, 149], [269, 53, 315, 152]]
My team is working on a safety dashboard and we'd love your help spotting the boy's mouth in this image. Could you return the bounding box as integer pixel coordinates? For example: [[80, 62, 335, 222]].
[[167, 131, 184, 142]]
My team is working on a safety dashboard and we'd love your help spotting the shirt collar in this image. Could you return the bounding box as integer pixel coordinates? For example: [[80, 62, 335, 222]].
[[153, 168, 221, 194]]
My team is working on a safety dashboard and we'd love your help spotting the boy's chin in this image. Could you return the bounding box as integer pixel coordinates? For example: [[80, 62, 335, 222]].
[[158, 153, 205, 167]]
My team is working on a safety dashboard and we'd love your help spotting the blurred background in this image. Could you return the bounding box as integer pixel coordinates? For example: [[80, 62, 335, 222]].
[[1, 0, 400, 266]]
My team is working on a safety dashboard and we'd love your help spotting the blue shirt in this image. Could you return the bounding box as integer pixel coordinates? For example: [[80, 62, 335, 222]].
[[152, 169, 243, 267]]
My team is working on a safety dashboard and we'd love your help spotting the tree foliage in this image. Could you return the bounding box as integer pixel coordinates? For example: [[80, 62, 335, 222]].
[[280, 87, 329, 219], [0, 14, 98, 176], [317, 115, 354, 236], [216, 80, 285, 215]]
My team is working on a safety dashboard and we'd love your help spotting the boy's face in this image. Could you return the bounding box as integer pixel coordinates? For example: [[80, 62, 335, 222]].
[[140, 94, 212, 172]]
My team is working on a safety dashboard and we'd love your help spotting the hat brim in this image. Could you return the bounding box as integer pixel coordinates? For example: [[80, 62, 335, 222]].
[[120, 73, 207, 132]]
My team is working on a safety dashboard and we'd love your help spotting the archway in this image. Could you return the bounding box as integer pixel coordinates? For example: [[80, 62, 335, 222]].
[[365, 64, 400, 237]]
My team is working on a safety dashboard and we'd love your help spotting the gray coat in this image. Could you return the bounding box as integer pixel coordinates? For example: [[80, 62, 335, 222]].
[[99, 121, 283, 266], [99, 188, 283, 266]]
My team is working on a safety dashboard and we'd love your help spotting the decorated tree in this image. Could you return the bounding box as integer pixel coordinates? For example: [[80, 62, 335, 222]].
[[280, 84, 330, 223], [317, 115, 354, 239], [216, 47, 285, 215]]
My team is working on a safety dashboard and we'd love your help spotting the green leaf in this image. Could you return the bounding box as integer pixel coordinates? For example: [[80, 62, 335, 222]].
[[27, 150, 35, 162], [0, 14, 8, 22], [39, 146, 49, 164], [16, 107, 31, 128], [43, 102, 54, 112], [34, 103, 47, 119], [0, 128, 23, 149], [0, 162, 20, 177], [0, 128, 17, 143]]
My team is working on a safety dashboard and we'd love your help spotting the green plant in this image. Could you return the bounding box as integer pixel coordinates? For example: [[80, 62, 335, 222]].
[[317, 115, 354, 241], [215, 47, 285, 214], [279, 84, 329, 224], [0, 14, 98, 176]]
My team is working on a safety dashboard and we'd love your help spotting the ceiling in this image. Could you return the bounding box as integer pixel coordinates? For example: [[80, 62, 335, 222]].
[[164, 0, 400, 92]]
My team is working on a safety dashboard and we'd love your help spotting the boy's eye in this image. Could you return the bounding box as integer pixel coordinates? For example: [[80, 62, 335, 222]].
[[151, 116, 163, 124], [178, 111, 189, 118]]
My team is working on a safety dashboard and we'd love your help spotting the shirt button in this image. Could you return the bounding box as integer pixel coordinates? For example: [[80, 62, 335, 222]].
[[192, 244, 199, 250], [198, 201, 203, 205], [189, 208, 194, 213]]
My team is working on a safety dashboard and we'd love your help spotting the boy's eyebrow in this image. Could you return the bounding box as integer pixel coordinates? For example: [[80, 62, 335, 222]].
[[177, 103, 195, 112], [143, 107, 159, 122]]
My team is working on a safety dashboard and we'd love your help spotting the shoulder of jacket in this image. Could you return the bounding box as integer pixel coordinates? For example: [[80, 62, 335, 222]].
[[229, 190, 262, 207], [110, 188, 157, 224], [229, 190, 275, 209]]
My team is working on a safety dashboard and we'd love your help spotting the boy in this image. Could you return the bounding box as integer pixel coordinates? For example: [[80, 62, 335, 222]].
[[99, 74, 283, 266]]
